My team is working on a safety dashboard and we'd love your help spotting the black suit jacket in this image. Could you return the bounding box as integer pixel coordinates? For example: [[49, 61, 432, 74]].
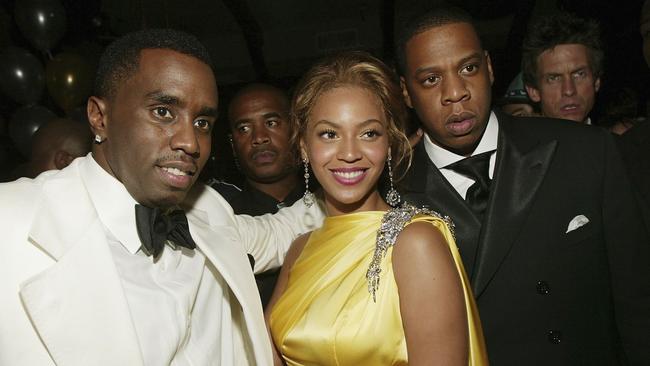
[[401, 111, 650, 366], [617, 121, 650, 232]]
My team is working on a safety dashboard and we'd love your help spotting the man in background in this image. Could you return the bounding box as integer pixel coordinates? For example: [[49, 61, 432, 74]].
[[212, 83, 301, 307], [497, 72, 539, 117], [21, 118, 91, 178], [522, 13, 602, 124], [616, 0, 650, 231]]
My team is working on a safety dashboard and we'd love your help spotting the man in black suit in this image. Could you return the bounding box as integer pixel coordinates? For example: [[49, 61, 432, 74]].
[[396, 6, 650, 365]]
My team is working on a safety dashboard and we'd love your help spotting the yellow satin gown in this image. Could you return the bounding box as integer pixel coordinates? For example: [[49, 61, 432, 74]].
[[269, 208, 488, 365]]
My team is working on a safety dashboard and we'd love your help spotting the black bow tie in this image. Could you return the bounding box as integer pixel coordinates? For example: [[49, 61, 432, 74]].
[[135, 204, 197, 259]]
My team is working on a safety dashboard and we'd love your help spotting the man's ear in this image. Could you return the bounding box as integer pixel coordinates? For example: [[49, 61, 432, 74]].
[[525, 85, 542, 103], [227, 133, 237, 156], [87, 96, 108, 138], [485, 51, 495, 85], [53, 150, 75, 170], [400, 77, 413, 108]]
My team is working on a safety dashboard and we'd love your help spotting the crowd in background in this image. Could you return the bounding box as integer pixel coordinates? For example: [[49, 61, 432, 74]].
[[1, 1, 649, 365]]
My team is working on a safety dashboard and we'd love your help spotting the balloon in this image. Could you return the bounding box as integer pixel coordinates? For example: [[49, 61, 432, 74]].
[[0, 114, 6, 136], [14, 0, 67, 52], [0, 47, 45, 104], [46, 52, 93, 113], [0, 5, 11, 48], [9, 104, 56, 158]]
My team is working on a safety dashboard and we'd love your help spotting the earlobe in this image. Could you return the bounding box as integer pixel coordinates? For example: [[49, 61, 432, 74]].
[[525, 85, 542, 103], [400, 77, 413, 108], [87, 96, 108, 136], [227, 133, 237, 156], [299, 142, 308, 163], [53, 150, 73, 170]]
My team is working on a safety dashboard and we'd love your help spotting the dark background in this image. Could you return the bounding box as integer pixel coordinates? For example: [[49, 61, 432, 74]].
[[0, 0, 646, 184]]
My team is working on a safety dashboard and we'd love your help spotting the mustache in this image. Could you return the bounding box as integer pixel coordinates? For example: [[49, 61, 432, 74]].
[[154, 153, 198, 170], [250, 148, 278, 160]]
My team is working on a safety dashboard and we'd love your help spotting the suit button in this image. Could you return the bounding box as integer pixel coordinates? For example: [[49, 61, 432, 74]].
[[536, 281, 550, 295], [547, 330, 562, 344]]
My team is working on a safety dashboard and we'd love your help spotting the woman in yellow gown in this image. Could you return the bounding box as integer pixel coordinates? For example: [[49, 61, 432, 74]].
[[266, 51, 488, 365]]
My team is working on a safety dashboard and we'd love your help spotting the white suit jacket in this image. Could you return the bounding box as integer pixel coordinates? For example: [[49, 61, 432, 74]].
[[0, 156, 324, 365]]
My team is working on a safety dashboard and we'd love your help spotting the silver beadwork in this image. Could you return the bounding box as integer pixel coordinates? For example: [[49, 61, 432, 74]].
[[385, 153, 400, 207], [302, 159, 315, 207], [366, 203, 455, 302]]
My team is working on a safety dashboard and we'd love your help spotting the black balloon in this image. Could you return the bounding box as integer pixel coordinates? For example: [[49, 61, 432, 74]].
[[14, 0, 67, 52], [46, 52, 93, 112], [0, 47, 45, 105], [9, 104, 56, 158], [66, 105, 90, 126]]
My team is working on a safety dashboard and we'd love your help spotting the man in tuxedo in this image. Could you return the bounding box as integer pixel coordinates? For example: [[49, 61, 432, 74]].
[[396, 6, 650, 365], [0, 29, 322, 365]]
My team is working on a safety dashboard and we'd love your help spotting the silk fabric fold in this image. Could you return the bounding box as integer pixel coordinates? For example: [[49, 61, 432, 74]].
[[270, 211, 488, 365]]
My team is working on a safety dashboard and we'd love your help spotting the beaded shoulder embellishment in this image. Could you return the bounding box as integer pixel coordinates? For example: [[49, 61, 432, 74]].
[[366, 203, 455, 302]]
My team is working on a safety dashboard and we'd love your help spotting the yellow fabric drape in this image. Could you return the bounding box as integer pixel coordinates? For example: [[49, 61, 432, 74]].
[[270, 211, 488, 365]]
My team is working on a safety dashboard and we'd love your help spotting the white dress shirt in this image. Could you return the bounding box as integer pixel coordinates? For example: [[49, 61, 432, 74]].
[[81, 157, 253, 365], [423, 111, 499, 199]]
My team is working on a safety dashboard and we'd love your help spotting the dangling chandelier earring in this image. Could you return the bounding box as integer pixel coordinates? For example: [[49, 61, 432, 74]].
[[302, 158, 315, 207], [385, 151, 401, 207]]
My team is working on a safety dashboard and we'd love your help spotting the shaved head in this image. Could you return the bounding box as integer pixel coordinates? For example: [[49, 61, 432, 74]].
[[28, 118, 91, 176]]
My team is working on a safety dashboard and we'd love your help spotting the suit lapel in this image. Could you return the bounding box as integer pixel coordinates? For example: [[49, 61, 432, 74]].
[[187, 208, 272, 365], [402, 143, 482, 276], [472, 113, 557, 296], [21, 162, 143, 366]]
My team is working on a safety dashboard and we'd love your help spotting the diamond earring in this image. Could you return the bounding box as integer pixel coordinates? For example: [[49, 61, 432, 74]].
[[94, 135, 103, 144], [385, 152, 401, 207], [302, 158, 315, 207]]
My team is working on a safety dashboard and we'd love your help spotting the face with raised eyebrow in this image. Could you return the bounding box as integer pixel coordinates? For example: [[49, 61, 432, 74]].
[[88, 48, 219, 208]]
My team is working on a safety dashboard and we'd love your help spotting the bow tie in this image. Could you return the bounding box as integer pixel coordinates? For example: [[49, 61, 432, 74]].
[[135, 204, 197, 259]]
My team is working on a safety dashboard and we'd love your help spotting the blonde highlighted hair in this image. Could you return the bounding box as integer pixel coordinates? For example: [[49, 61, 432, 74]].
[[290, 51, 412, 181]]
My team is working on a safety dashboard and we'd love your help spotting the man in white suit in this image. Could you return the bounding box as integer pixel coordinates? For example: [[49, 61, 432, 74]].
[[0, 29, 322, 365]]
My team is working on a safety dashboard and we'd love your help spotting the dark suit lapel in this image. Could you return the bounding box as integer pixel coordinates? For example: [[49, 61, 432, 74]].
[[402, 142, 482, 276], [472, 113, 557, 296]]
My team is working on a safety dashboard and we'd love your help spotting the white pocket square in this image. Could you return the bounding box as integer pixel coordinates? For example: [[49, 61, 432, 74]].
[[566, 215, 589, 233]]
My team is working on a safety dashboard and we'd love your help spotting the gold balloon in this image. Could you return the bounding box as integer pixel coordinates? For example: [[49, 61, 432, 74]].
[[46, 53, 93, 113]]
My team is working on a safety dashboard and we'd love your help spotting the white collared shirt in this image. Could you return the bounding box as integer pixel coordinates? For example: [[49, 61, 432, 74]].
[[423, 111, 499, 199], [81, 156, 252, 365]]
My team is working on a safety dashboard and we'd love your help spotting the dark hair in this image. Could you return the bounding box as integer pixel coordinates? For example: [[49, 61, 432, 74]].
[[521, 13, 603, 88], [395, 5, 477, 75], [291, 51, 412, 181], [94, 28, 214, 99], [227, 83, 289, 128]]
